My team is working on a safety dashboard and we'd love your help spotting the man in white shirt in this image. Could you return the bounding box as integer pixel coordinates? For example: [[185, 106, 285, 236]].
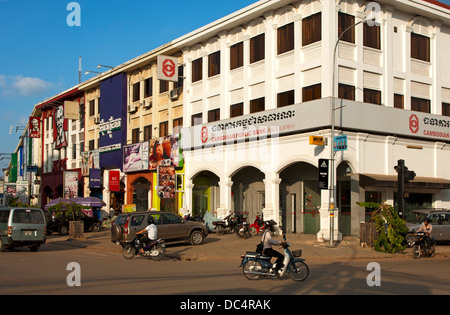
[[137, 216, 158, 253]]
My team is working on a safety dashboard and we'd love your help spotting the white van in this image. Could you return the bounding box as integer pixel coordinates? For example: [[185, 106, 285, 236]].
[[0, 207, 47, 252]]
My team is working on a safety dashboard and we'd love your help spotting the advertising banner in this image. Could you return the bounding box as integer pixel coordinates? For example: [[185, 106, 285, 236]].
[[123, 142, 149, 173], [149, 133, 183, 170], [157, 165, 176, 199], [64, 171, 79, 198], [53, 105, 68, 148], [29, 117, 40, 138], [99, 73, 127, 171], [81, 150, 100, 176]]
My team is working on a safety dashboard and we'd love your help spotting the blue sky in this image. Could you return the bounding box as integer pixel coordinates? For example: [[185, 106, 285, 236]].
[[0, 0, 256, 175], [0, 0, 449, 176]]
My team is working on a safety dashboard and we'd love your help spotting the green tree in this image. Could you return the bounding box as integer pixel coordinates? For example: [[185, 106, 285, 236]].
[[357, 202, 408, 253]]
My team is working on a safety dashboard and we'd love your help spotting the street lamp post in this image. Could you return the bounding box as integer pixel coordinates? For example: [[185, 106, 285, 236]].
[[329, 16, 367, 247]]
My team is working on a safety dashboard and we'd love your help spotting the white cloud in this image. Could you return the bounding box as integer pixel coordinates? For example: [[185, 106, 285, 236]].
[[0, 75, 53, 97]]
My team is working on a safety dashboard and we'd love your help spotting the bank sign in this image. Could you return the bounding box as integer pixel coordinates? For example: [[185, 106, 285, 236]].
[[408, 113, 450, 140], [182, 98, 450, 150]]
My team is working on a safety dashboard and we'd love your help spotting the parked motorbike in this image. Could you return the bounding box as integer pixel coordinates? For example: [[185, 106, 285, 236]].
[[240, 234, 309, 281], [412, 232, 436, 259], [213, 213, 236, 235], [234, 213, 251, 239], [122, 234, 166, 261], [249, 214, 265, 236]]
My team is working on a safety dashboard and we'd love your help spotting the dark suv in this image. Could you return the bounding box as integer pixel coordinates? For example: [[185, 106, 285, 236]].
[[111, 211, 208, 246]]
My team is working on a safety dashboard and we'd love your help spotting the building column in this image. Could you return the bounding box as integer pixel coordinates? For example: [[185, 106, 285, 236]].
[[217, 178, 233, 218], [263, 172, 281, 224]]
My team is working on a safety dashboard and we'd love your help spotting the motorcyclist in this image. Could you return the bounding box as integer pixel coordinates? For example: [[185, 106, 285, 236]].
[[261, 220, 285, 275], [416, 218, 433, 253], [136, 216, 158, 253]]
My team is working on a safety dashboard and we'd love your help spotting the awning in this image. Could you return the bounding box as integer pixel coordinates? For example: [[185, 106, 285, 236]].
[[360, 173, 450, 189]]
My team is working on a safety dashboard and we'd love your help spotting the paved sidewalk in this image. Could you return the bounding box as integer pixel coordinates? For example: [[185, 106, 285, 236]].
[[45, 229, 450, 262]]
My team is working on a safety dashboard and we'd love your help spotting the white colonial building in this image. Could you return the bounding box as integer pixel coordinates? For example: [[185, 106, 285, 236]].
[[178, 0, 450, 240]]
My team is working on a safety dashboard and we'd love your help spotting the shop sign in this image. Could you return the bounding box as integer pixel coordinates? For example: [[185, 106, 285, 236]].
[[89, 169, 101, 188], [109, 170, 120, 192], [318, 159, 329, 190], [99, 117, 121, 138], [29, 117, 40, 138], [333, 135, 347, 151]]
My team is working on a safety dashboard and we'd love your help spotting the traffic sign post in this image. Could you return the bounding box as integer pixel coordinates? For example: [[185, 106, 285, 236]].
[[394, 159, 416, 219]]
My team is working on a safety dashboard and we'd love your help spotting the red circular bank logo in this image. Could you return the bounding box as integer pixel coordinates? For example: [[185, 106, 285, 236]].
[[201, 126, 208, 143], [162, 59, 176, 78], [409, 114, 419, 134]]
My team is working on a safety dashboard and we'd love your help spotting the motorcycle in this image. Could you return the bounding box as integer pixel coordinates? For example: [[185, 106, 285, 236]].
[[240, 234, 309, 281], [122, 234, 166, 261], [234, 213, 251, 239], [249, 214, 265, 236], [213, 213, 236, 235], [412, 232, 436, 259]]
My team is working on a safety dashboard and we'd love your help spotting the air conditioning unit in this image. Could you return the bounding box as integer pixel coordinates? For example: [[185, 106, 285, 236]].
[[94, 115, 100, 124], [143, 99, 152, 108], [128, 104, 137, 113], [169, 89, 179, 101]]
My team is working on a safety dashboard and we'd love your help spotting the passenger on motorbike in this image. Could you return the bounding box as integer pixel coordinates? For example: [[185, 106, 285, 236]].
[[416, 218, 433, 253], [261, 221, 285, 274], [136, 216, 158, 254]]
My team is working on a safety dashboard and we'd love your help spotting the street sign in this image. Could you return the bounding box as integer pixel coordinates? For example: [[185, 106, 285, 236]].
[[318, 159, 329, 190], [333, 135, 348, 151], [309, 136, 324, 145], [157, 55, 179, 82]]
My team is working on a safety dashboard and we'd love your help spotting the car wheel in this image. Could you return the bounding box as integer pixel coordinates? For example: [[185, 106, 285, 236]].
[[91, 222, 101, 232], [59, 225, 69, 235], [111, 225, 123, 243], [0, 238, 6, 252], [189, 230, 204, 245], [405, 233, 415, 247]]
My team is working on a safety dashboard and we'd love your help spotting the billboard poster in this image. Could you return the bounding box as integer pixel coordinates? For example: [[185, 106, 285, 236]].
[[5, 183, 16, 203], [149, 134, 183, 170], [53, 105, 67, 148], [123, 142, 149, 173], [157, 165, 176, 199], [64, 171, 79, 198], [16, 181, 29, 205], [81, 150, 100, 176], [29, 117, 40, 138]]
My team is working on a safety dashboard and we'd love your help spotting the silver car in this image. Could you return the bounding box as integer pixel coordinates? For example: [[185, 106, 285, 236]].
[[406, 209, 450, 246]]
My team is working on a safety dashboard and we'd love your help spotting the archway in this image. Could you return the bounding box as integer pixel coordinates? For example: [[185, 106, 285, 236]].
[[192, 171, 220, 217], [132, 177, 150, 212], [231, 166, 265, 222], [337, 161, 353, 236], [279, 162, 319, 234]]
